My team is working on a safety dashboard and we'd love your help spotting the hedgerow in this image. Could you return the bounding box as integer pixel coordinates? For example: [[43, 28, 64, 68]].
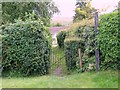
[[1, 20, 52, 76], [64, 38, 85, 70], [57, 31, 66, 48], [56, 12, 119, 71], [75, 26, 95, 63], [64, 25, 95, 71], [97, 12, 119, 70]]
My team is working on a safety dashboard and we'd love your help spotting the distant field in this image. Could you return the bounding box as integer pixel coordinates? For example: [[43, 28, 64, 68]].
[[51, 17, 73, 25], [2, 70, 118, 88]]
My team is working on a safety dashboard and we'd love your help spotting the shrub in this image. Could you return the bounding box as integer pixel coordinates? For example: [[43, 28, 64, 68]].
[[57, 31, 66, 48], [75, 25, 95, 62], [1, 20, 52, 76], [63, 25, 95, 71], [97, 12, 119, 70], [52, 23, 63, 27], [64, 38, 85, 70]]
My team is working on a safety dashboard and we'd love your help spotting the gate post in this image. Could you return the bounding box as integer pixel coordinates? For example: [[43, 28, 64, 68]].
[[78, 48, 82, 68], [94, 12, 100, 71]]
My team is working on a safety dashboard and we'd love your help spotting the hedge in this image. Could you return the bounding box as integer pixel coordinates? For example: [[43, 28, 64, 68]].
[[1, 20, 52, 76], [98, 12, 119, 70], [75, 25, 95, 63], [64, 38, 85, 70], [57, 31, 66, 48], [63, 25, 95, 71]]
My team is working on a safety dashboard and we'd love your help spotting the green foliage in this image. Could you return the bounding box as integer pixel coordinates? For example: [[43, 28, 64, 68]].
[[75, 26, 95, 63], [64, 11, 119, 71], [63, 25, 95, 71], [97, 12, 119, 70], [2, 2, 59, 25], [0, 3, 2, 25], [2, 2, 33, 24], [73, 0, 96, 22], [57, 31, 66, 48], [1, 19, 52, 76], [55, 23, 62, 27], [64, 38, 84, 70], [51, 23, 63, 27]]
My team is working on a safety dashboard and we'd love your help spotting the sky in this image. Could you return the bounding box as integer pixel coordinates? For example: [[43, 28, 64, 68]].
[[52, 0, 119, 19]]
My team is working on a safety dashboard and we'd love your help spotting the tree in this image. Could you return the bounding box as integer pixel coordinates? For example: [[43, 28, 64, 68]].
[[2, 1, 59, 25], [73, 0, 96, 22]]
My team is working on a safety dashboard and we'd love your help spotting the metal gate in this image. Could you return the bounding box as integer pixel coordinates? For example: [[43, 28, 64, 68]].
[[50, 52, 67, 76]]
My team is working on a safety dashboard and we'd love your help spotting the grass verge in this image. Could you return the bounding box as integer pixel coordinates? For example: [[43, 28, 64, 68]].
[[2, 70, 118, 88]]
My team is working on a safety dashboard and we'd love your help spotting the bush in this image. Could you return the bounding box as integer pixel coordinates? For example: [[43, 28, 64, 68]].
[[98, 12, 119, 70], [57, 31, 66, 48], [63, 25, 95, 71], [64, 38, 85, 70], [52, 23, 63, 27], [1, 20, 52, 76], [75, 25, 95, 62]]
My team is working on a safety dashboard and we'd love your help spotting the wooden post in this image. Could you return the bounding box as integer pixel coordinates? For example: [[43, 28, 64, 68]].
[[78, 48, 82, 68], [94, 12, 100, 71], [52, 53, 53, 63], [53, 54, 55, 64]]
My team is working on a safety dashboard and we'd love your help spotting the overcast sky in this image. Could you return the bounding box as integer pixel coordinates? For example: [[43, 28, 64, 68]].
[[52, 0, 119, 19]]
